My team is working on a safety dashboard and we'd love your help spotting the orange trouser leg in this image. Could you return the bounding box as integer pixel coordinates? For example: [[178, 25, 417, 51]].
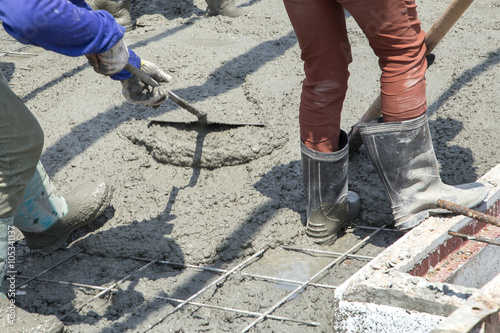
[[284, 0, 427, 152], [284, 0, 350, 153], [341, 0, 428, 122]]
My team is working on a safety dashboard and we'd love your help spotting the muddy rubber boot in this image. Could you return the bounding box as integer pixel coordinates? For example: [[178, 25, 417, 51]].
[[14, 162, 112, 253], [302, 130, 361, 245], [1, 218, 64, 332], [359, 114, 488, 230], [206, 0, 242, 17], [88, 0, 134, 31]]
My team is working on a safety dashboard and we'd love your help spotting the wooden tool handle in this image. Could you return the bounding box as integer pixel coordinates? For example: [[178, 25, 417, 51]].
[[425, 0, 475, 54], [352, 0, 475, 131], [124, 63, 160, 87]]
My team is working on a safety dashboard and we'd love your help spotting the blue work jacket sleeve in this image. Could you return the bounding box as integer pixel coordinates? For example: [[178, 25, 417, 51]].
[[0, 0, 139, 80]]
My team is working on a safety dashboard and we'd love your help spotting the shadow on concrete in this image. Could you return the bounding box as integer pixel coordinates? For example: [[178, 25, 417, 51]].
[[8, 10, 498, 333], [39, 30, 297, 177]]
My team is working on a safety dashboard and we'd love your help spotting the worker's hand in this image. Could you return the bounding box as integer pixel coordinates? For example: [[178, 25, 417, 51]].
[[121, 60, 172, 107], [86, 39, 129, 76]]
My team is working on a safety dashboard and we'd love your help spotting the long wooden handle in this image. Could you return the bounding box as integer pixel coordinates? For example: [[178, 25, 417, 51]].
[[425, 0, 475, 54], [351, 0, 475, 131]]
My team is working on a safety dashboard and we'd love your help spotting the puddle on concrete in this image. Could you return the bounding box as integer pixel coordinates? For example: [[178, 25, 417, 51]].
[[272, 260, 311, 299], [243, 248, 338, 295]]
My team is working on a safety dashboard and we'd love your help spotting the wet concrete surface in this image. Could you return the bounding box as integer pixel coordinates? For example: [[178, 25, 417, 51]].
[[1, 0, 499, 331]]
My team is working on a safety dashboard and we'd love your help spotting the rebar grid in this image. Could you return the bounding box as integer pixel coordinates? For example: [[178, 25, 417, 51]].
[[150, 295, 320, 327], [12, 225, 389, 331], [240, 225, 386, 332], [143, 247, 268, 332], [14, 275, 320, 327], [352, 225, 402, 232], [61, 257, 161, 321], [131, 256, 340, 289], [282, 246, 376, 260], [131, 246, 376, 289], [17, 249, 84, 288]]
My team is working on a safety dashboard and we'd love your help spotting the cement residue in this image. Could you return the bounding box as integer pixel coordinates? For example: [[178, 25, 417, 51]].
[[121, 120, 288, 168], [1, 0, 498, 331]]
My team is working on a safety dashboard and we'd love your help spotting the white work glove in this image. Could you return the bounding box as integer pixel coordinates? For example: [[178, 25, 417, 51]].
[[121, 60, 172, 107], [86, 39, 129, 76]]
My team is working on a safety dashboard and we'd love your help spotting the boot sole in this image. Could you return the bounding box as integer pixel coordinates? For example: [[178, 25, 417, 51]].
[[395, 189, 489, 231], [24, 184, 113, 253]]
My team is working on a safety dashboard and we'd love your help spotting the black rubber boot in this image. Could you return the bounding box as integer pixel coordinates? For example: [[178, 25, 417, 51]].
[[19, 181, 112, 253], [206, 0, 242, 17], [88, 0, 134, 31], [359, 114, 488, 230], [302, 131, 361, 245]]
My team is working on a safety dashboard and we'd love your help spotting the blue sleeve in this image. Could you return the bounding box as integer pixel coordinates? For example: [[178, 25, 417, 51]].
[[0, 0, 137, 79], [0, 0, 124, 55], [110, 49, 141, 81]]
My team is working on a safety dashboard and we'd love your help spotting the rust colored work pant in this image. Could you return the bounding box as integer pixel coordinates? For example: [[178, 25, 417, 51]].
[[284, 0, 427, 152]]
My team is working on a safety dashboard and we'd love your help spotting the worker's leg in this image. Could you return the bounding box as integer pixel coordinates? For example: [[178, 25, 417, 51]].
[[346, 0, 488, 229], [284, 0, 351, 153], [14, 162, 113, 253], [284, 0, 360, 244], [0, 70, 64, 332], [87, 0, 134, 31], [206, 0, 242, 17], [0, 72, 44, 222], [359, 114, 487, 230], [341, 0, 427, 122]]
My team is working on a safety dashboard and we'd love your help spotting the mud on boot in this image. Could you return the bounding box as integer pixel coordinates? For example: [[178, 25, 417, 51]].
[[14, 162, 113, 253], [302, 131, 361, 245], [87, 0, 134, 30], [206, 0, 242, 17], [359, 114, 488, 230]]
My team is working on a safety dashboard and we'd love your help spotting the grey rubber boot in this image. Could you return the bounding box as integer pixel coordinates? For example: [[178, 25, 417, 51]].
[[17, 181, 112, 253], [18, 181, 112, 253], [359, 114, 488, 230], [302, 130, 361, 245], [206, 0, 242, 17], [88, 0, 134, 31], [14, 163, 113, 253]]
